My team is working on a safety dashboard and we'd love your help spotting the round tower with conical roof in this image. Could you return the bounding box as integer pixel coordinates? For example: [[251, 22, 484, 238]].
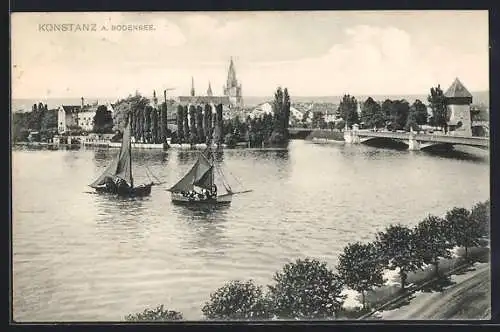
[[444, 77, 473, 137]]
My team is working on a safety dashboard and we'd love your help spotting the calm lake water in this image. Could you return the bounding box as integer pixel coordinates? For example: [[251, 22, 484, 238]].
[[12, 140, 489, 321]]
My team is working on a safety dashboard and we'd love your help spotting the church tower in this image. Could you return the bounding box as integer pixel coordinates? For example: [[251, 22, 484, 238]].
[[207, 81, 213, 97], [153, 90, 158, 107], [190, 76, 195, 97], [223, 57, 243, 107]]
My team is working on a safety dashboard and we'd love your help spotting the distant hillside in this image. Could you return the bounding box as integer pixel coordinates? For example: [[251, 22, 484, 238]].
[[11, 91, 489, 112]]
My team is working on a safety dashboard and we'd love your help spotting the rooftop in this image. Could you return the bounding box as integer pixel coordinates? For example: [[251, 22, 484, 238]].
[[444, 78, 473, 99]]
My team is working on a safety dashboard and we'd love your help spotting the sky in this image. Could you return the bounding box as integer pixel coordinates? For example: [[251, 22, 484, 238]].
[[11, 11, 489, 99]]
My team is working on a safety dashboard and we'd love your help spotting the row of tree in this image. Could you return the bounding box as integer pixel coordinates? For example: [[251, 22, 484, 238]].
[[173, 104, 223, 145], [171, 87, 291, 147], [309, 85, 450, 132], [221, 87, 292, 147], [126, 200, 489, 321]]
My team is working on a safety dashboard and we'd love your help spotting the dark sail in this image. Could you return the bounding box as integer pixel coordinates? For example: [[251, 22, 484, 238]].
[[89, 118, 133, 188], [193, 166, 214, 190], [167, 153, 212, 192]]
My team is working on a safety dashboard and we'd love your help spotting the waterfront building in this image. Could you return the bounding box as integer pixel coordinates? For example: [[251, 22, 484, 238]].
[[444, 78, 473, 136], [57, 97, 114, 134]]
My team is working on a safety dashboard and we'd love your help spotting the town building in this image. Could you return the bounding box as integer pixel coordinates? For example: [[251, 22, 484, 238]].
[[57, 97, 113, 134], [444, 78, 473, 136]]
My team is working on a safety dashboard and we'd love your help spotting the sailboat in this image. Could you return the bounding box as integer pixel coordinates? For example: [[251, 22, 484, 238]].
[[167, 147, 251, 205], [89, 115, 157, 197]]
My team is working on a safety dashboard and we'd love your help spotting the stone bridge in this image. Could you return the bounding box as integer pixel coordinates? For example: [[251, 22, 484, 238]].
[[346, 129, 489, 151]]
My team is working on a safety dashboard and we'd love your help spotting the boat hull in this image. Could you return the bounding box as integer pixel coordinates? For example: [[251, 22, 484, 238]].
[[171, 192, 232, 205], [94, 183, 153, 197]]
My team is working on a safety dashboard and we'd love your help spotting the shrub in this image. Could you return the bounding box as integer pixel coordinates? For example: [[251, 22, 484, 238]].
[[124, 304, 183, 322], [202, 280, 271, 320], [267, 258, 345, 320]]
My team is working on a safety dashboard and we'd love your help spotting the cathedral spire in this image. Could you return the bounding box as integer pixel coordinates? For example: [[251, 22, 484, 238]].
[[207, 81, 213, 97], [226, 57, 237, 88]]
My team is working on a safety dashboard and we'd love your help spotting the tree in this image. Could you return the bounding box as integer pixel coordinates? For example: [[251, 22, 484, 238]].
[[125, 305, 183, 321], [405, 106, 419, 132], [160, 102, 168, 142], [205, 104, 213, 143], [267, 258, 345, 320], [28, 103, 44, 131], [388, 100, 410, 130], [137, 107, 144, 142], [428, 85, 448, 132], [337, 94, 358, 128], [215, 104, 224, 144], [144, 106, 153, 143], [189, 105, 197, 144], [196, 105, 205, 143], [272, 87, 283, 128], [361, 97, 386, 129], [444, 207, 482, 260], [203, 104, 211, 141], [202, 280, 271, 320], [470, 200, 490, 238], [311, 111, 325, 129], [411, 99, 428, 125], [334, 119, 346, 131], [176, 105, 184, 142], [113, 93, 149, 132], [183, 106, 190, 143], [283, 88, 291, 134], [151, 108, 159, 143], [40, 109, 58, 132], [93, 105, 114, 133], [376, 224, 423, 290], [336, 242, 385, 309], [413, 215, 453, 276], [271, 87, 291, 141], [12, 112, 29, 142]]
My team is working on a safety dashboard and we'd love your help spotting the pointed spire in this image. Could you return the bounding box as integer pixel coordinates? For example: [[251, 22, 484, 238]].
[[226, 57, 237, 88], [207, 81, 213, 97], [191, 76, 195, 97]]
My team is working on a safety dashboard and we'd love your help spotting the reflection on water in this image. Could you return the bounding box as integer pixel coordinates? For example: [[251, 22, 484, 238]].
[[12, 140, 489, 321], [177, 205, 232, 257], [422, 146, 489, 163]]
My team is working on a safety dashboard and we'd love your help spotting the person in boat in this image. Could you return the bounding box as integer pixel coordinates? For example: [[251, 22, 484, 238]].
[[205, 189, 211, 199], [211, 184, 218, 198], [105, 176, 117, 193], [115, 177, 131, 195]]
